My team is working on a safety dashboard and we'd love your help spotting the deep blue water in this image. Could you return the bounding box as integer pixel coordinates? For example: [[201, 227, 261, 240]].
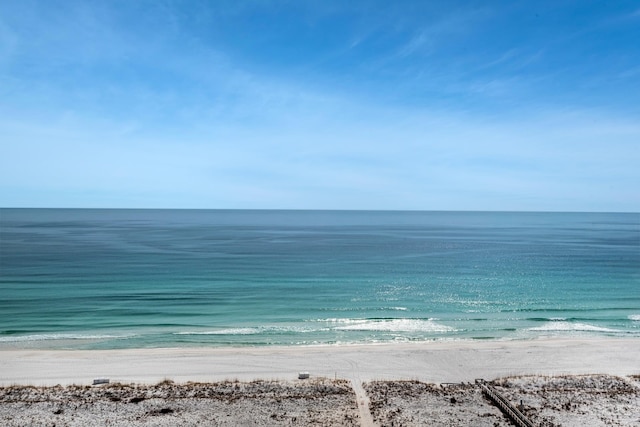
[[0, 209, 638, 349]]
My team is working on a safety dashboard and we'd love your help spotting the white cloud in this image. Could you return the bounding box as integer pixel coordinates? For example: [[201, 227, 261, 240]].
[[6, 95, 639, 211], [1, 1, 638, 211]]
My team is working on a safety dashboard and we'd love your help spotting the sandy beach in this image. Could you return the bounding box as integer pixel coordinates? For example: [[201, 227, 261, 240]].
[[1, 338, 639, 426], [1, 338, 638, 386]]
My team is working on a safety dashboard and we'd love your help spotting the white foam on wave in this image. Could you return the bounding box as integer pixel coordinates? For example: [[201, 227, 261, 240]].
[[332, 318, 454, 333], [174, 328, 260, 336], [0, 333, 132, 343], [321, 318, 366, 325], [529, 321, 619, 333], [628, 314, 640, 321], [175, 325, 321, 336]]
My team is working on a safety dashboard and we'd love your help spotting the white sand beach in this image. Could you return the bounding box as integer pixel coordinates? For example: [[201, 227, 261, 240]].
[[1, 338, 638, 386], [1, 338, 639, 426]]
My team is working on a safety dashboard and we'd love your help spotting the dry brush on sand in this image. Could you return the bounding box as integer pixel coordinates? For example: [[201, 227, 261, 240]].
[[492, 374, 640, 427], [2, 374, 639, 426], [0, 378, 360, 426], [365, 375, 640, 427], [365, 380, 511, 426]]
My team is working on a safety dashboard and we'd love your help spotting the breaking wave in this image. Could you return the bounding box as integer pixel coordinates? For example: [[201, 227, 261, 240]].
[[529, 321, 619, 333], [0, 333, 133, 343], [327, 318, 454, 333]]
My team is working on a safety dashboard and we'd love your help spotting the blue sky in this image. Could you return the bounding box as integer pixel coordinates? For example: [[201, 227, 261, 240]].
[[1, 0, 639, 211]]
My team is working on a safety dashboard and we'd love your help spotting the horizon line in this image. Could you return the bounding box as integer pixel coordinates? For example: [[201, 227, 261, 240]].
[[1, 207, 638, 215]]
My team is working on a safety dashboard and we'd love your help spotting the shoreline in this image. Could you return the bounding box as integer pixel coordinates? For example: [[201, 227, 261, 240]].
[[2, 337, 638, 386]]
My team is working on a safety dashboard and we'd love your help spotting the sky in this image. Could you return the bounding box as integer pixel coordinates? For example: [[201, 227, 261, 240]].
[[1, 0, 639, 212]]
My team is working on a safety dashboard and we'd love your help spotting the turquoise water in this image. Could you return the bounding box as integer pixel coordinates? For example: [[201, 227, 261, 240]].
[[0, 209, 638, 349]]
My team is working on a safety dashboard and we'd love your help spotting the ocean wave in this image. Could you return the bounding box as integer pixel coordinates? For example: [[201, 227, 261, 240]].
[[525, 317, 567, 322], [320, 318, 368, 324], [629, 314, 640, 321], [331, 318, 454, 333], [174, 325, 321, 336], [174, 328, 260, 336], [0, 333, 132, 343], [528, 321, 619, 333]]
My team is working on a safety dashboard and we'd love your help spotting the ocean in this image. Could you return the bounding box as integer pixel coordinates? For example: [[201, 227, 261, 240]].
[[0, 209, 638, 349]]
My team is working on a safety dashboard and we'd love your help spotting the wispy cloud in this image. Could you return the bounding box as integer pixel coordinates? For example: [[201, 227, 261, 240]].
[[1, 1, 638, 211]]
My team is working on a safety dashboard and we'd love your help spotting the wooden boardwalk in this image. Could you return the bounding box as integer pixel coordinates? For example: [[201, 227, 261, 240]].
[[476, 379, 535, 427]]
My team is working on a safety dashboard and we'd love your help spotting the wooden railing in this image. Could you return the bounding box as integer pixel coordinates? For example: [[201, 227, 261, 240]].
[[476, 379, 535, 427]]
